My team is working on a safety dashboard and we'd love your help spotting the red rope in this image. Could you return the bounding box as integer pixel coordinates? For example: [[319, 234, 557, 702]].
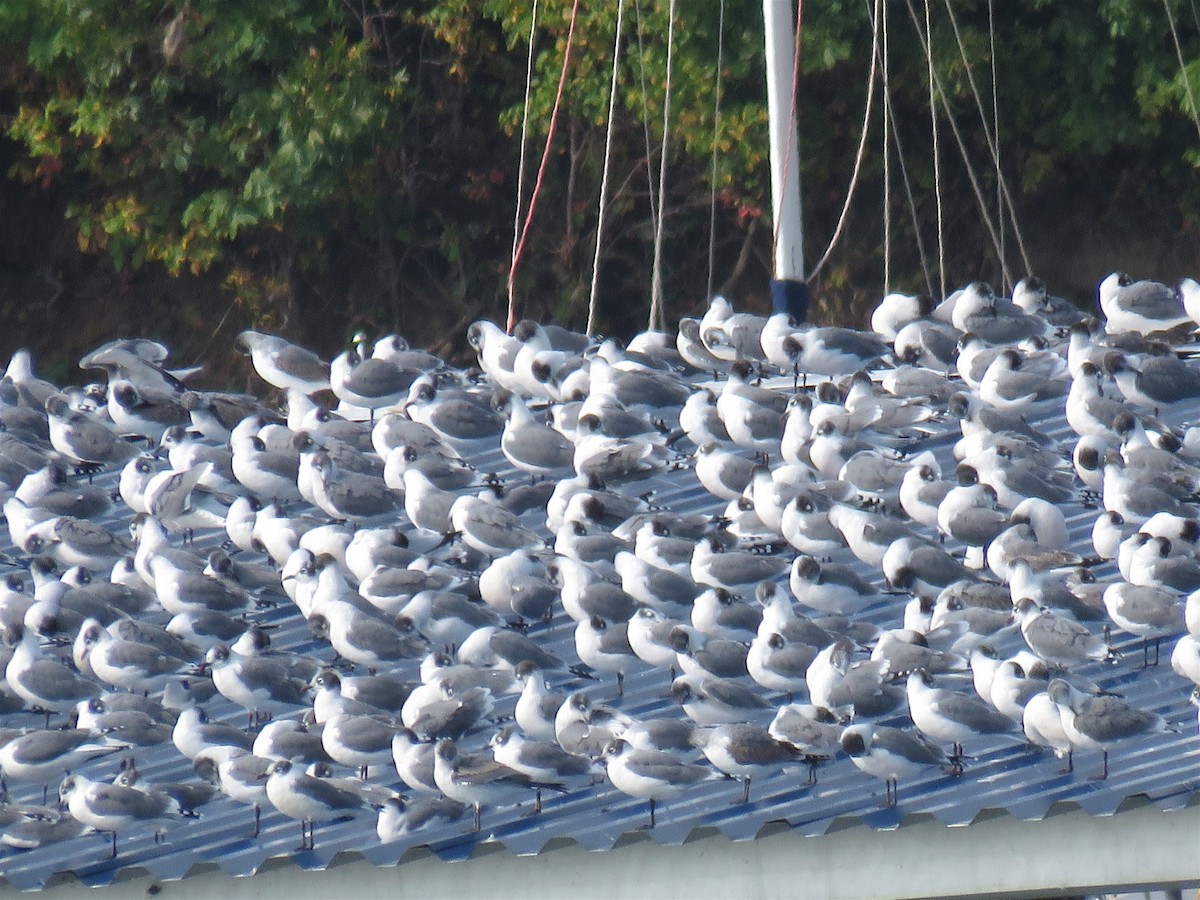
[[506, 0, 582, 334]]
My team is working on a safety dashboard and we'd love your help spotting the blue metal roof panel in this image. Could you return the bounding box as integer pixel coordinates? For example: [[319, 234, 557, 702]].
[[0, 359, 1198, 891]]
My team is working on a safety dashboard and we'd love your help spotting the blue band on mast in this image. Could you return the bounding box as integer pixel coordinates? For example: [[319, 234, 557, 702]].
[[771, 278, 809, 323]]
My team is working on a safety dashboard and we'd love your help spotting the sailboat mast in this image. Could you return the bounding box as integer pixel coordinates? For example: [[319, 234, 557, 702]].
[[763, 0, 809, 321]]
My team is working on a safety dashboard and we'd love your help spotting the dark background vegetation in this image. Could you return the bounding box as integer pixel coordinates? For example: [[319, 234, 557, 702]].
[[0, 0, 1197, 389]]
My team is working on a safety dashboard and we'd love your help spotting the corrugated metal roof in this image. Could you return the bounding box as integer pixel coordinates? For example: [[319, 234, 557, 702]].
[[1, 341, 1198, 892]]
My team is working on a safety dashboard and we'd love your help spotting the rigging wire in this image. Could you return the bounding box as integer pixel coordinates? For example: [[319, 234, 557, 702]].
[[707, 0, 726, 302], [633, 0, 659, 253], [506, 0, 582, 335], [586, 0, 628, 338], [1164, 0, 1200, 143], [808, 0, 881, 282], [881, 0, 891, 294], [881, 13, 934, 296], [648, 0, 677, 333], [508, 0, 540, 330], [923, 0, 945, 300], [772, 0, 805, 272], [988, 0, 1004, 282], [940, 0, 1029, 287], [906, 0, 1010, 288]]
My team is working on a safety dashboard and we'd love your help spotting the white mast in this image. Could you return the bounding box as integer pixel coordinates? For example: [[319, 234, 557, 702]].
[[763, 0, 806, 296]]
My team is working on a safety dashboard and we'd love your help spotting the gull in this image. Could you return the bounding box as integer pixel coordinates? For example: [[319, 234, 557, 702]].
[[977, 348, 1062, 412], [143, 462, 226, 535], [149, 553, 255, 617], [693, 442, 758, 501], [572, 413, 664, 483], [264, 758, 372, 850], [987, 660, 1045, 721], [1047, 678, 1170, 779], [358, 564, 458, 617], [371, 410, 449, 463], [376, 795, 466, 841], [768, 704, 844, 782], [1012, 276, 1086, 327], [700, 299, 768, 363], [466, 320, 524, 394], [193, 748, 272, 836], [236, 331, 330, 395], [403, 377, 502, 447], [871, 292, 935, 340], [632, 518, 698, 576], [400, 589, 504, 646], [308, 602, 430, 671], [403, 468, 458, 540], [231, 431, 302, 503], [746, 631, 814, 696], [789, 555, 876, 616], [807, 642, 902, 719], [107, 380, 189, 443], [677, 317, 729, 372], [44, 394, 138, 472], [871, 631, 966, 679], [180, 390, 271, 443], [679, 389, 731, 446], [307, 449, 401, 522], [456, 625, 562, 674], [575, 615, 641, 696], [1014, 597, 1113, 669], [251, 718, 331, 765], [24, 516, 133, 571], [691, 588, 761, 641], [1170, 634, 1200, 686], [495, 394, 573, 479], [59, 772, 193, 858], [0, 729, 121, 794], [670, 674, 773, 725], [311, 668, 408, 722], [670, 626, 749, 681], [950, 282, 1050, 344], [448, 495, 540, 558], [1101, 582, 1185, 666], [840, 724, 947, 807], [602, 737, 711, 827], [5, 624, 100, 724], [779, 491, 844, 557], [15, 463, 111, 520], [71, 698, 172, 752], [781, 327, 889, 379], [478, 550, 554, 619], [690, 535, 788, 592], [171, 706, 255, 761], [828, 505, 920, 568], [882, 538, 974, 600], [489, 726, 594, 811], [1022, 688, 1075, 769], [391, 727, 439, 794], [554, 519, 631, 574], [433, 738, 532, 832], [321, 711, 398, 779], [330, 349, 417, 419], [204, 643, 309, 728], [513, 661, 565, 742], [1105, 351, 1200, 415], [342, 526, 416, 582], [614, 551, 697, 612], [1097, 272, 1191, 336], [74, 618, 192, 693], [628, 607, 685, 671], [693, 722, 799, 803], [547, 554, 638, 624], [893, 319, 960, 372]]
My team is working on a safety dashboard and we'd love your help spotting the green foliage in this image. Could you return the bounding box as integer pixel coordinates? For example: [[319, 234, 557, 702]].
[[0, 0, 1197, 348]]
